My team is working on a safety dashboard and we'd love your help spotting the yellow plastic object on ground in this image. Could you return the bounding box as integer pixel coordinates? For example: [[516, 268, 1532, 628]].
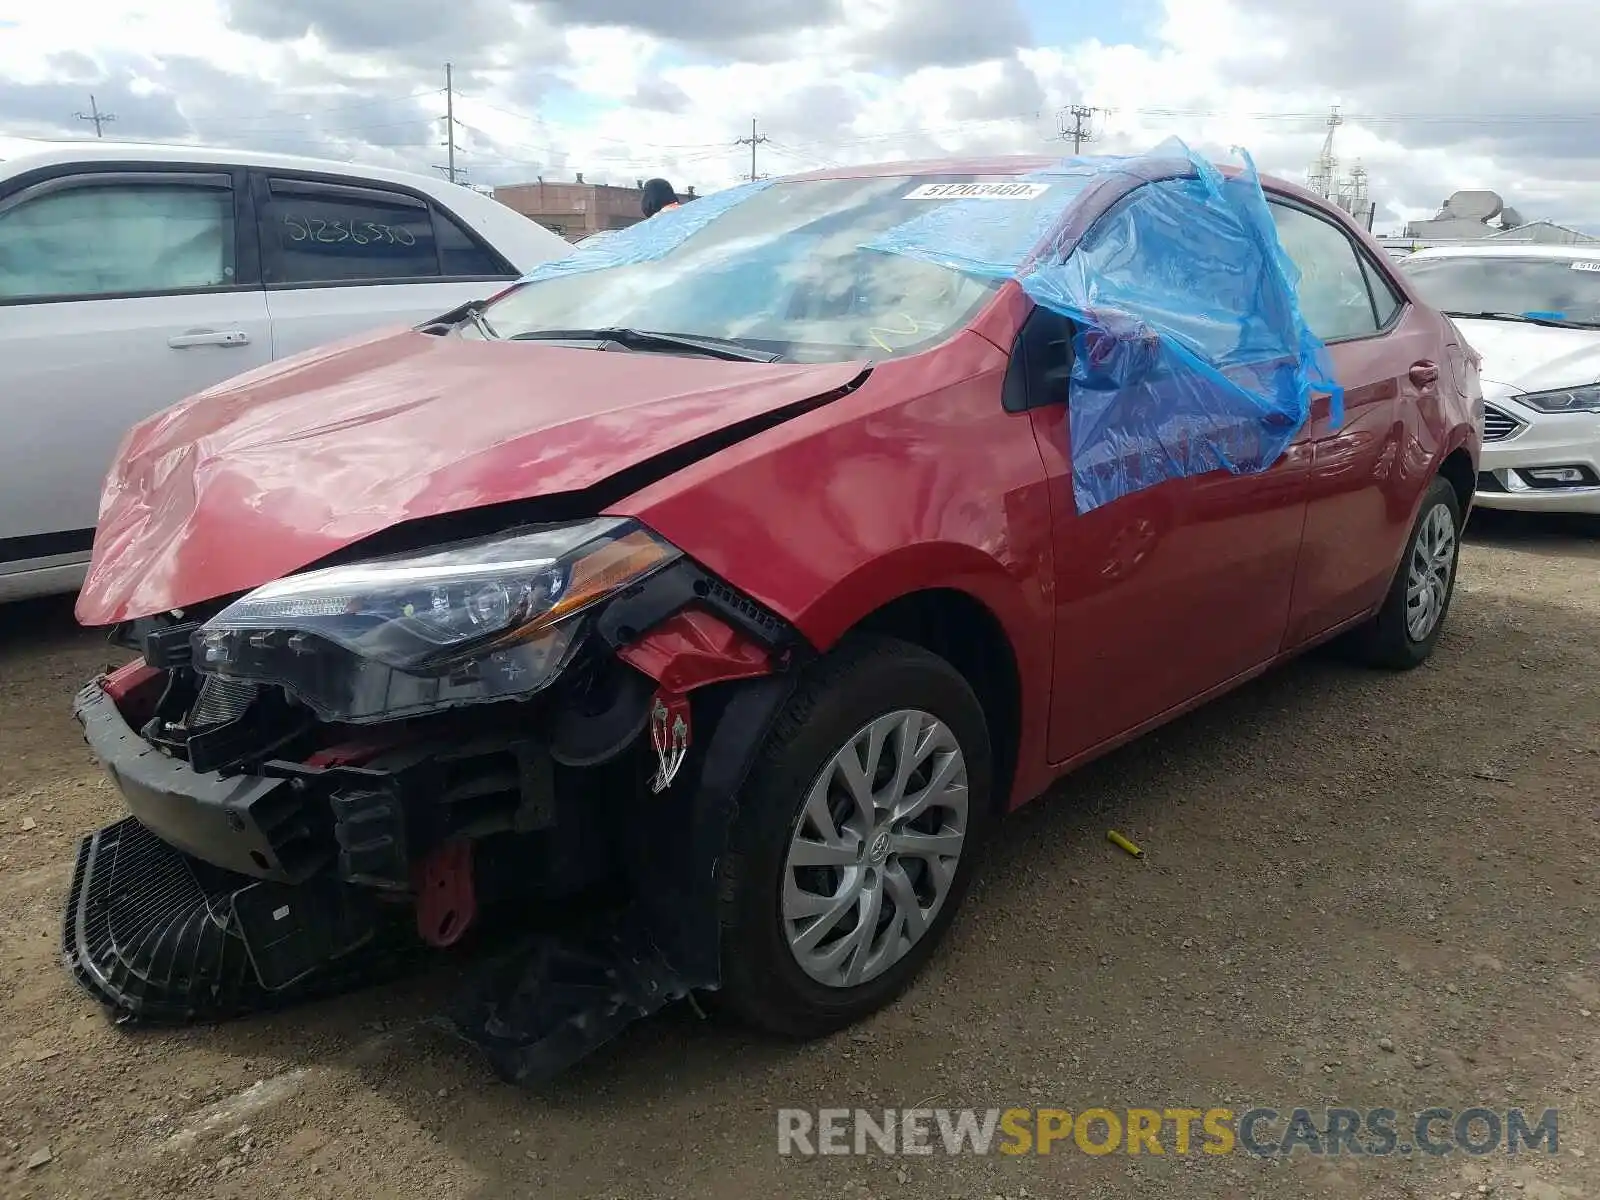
[[1107, 830, 1144, 858]]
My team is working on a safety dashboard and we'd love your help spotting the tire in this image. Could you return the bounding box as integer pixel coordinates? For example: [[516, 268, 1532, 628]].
[[1346, 475, 1463, 669], [715, 635, 994, 1039]]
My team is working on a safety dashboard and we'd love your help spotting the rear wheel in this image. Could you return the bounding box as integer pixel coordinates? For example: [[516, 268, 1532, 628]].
[[716, 636, 992, 1039], [1346, 475, 1463, 669]]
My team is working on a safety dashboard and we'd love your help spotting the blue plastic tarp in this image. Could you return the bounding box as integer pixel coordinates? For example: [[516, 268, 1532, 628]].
[[866, 137, 1342, 513], [517, 178, 777, 285]]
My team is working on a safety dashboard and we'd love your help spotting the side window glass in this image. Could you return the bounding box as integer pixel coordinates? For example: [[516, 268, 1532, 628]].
[[1268, 202, 1380, 340], [0, 180, 234, 300], [261, 181, 438, 285], [1004, 306, 1073, 411], [434, 207, 506, 277], [1360, 255, 1402, 326]]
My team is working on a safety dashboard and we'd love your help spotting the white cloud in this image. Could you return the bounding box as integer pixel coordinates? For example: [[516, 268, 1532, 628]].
[[3, 0, 1599, 232]]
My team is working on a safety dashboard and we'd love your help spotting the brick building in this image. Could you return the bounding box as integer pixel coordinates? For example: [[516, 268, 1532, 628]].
[[492, 174, 696, 241]]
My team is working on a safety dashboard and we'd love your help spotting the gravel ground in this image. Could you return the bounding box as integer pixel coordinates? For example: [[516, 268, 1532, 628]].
[[1, 510, 1596, 1200]]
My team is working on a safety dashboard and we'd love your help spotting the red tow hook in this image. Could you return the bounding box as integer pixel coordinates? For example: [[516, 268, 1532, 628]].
[[413, 840, 476, 947]]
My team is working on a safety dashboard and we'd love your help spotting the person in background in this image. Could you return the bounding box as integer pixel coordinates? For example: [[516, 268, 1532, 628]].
[[641, 178, 680, 218]]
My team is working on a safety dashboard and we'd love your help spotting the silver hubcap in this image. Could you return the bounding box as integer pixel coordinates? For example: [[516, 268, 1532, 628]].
[[1406, 501, 1457, 642], [782, 709, 969, 989]]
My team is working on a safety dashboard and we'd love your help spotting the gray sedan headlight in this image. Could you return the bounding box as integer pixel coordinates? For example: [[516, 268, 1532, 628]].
[[1514, 383, 1600, 414], [191, 518, 680, 722]]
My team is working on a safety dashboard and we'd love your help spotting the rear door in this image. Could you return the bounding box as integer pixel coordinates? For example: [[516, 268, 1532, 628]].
[[1267, 197, 1431, 646], [250, 171, 520, 359], [0, 165, 269, 570]]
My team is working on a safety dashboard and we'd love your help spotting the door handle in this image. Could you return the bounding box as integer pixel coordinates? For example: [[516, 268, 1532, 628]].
[[1409, 360, 1439, 387], [168, 329, 251, 349]]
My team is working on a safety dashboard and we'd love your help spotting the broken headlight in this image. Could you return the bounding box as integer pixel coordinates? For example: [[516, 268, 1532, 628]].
[[192, 518, 680, 722]]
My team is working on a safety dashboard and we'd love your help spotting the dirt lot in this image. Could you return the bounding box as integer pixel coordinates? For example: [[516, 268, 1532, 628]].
[[1, 510, 1597, 1200]]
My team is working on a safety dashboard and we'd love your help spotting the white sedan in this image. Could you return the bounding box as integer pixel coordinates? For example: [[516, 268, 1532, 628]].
[[0, 138, 572, 602], [1402, 244, 1600, 515]]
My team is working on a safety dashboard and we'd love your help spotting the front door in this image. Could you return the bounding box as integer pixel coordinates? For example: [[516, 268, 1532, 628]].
[[0, 167, 270, 568], [1015, 302, 1312, 765], [1034, 410, 1311, 764]]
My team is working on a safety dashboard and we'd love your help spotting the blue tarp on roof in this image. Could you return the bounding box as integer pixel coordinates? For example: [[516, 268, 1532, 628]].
[[864, 137, 1343, 512]]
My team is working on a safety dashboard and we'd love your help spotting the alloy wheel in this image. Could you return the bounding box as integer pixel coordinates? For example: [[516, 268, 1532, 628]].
[[781, 709, 969, 988], [1405, 501, 1457, 642]]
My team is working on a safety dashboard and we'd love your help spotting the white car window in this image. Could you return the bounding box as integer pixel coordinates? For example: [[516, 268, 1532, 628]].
[[260, 179, 440, 285], [0, 181, 234, 300]]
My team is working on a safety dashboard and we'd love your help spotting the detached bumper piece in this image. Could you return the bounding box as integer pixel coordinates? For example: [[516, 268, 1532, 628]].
[[440, 673, 801, 1083], [63, 816, 413, 1024], [442, 911, 693, 1084]]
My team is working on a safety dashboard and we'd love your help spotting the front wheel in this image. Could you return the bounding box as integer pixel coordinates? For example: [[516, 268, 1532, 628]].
[[1346, 475, 1463, 669], [716, 636, 993, 1039]]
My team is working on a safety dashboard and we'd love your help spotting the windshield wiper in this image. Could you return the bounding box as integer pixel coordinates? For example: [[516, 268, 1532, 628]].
[[462, 304, 497, 339], [1445, 310, 1588, 329], [507, 327, 782, 362]]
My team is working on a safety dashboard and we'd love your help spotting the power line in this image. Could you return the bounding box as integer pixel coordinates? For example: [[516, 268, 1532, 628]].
[[452, 92, 728, 151], [762, 140, 840, 171], [74, 94, 115, 137], [224, 87, 445, 126], [763, 104, 1600, 157], [734, 117, 769, 182]]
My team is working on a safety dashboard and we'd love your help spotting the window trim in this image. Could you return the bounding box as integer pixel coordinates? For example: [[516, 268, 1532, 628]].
[[0, 163, 257, 306], [266, 176, 429, 209], [1358, 253, 1402, 327], [1263, 192, 1409, 344], [251, 167, 517, 290]]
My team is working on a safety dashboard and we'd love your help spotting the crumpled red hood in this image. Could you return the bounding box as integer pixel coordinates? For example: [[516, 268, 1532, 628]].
[[76, 327, 865, 625]]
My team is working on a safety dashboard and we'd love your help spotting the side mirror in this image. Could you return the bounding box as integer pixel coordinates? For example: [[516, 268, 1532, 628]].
[[1079, 322, 1160, 390]]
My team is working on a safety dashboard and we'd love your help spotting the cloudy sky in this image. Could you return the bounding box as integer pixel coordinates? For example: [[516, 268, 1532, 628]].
[[0, 0, 1596, 232]]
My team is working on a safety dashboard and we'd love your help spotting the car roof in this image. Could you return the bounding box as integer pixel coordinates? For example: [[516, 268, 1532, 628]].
[[0, 133, 575, 270], [0, 135, 464, 198], [1405, 243, 1600, 261]]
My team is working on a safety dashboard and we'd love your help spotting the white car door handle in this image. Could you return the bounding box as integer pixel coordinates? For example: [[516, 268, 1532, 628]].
[[168, 329, 251, 349]]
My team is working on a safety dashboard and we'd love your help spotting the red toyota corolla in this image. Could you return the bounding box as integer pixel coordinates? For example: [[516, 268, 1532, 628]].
[[64, 143, 1480, 1081]]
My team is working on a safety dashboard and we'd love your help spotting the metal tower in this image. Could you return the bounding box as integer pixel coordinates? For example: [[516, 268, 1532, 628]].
[[1305, 105, 1343, 198]]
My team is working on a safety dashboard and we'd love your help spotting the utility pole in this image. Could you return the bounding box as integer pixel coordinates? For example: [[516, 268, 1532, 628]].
[[734, 117, 768, 182], [434, 63, 463, 184], [74, 94, 115, 138], [1056, 104, 1098, 154]]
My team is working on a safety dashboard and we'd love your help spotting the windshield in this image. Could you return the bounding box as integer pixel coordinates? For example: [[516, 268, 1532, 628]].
[[477, 174, 1051, 362], [1400, 254, 1600, 326]]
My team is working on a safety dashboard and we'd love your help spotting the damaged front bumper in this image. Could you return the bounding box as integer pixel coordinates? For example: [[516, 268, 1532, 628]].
[[63, 677, 419, 1020], [72, 678, 325, 882], [63, 560, 806, 1083]]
